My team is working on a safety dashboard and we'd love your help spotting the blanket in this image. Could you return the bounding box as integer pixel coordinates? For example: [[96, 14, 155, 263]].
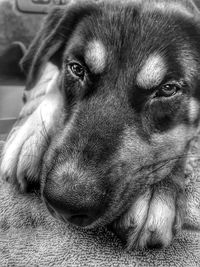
[[0, 131, 200, 267]]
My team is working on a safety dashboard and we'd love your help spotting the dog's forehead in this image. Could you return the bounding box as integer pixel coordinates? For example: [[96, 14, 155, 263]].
[[66, 2, 198, 85]]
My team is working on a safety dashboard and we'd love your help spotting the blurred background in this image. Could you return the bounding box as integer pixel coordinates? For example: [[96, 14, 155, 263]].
[[0, 0, 68, 135]]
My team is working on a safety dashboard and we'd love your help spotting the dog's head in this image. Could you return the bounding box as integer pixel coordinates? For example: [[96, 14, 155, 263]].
[[22, 0, 200, 228]]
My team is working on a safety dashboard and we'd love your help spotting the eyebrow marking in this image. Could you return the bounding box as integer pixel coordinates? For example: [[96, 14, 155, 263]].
[[188, 98, 199, 123], [136, 54, 166, 89], [85, 40, 106, 73]]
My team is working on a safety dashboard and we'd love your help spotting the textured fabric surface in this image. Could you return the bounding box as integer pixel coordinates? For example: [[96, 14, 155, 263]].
[[0, 134, 200, 267]]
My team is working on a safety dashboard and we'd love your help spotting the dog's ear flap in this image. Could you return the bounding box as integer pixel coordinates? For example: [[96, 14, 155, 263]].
[[21, 1, 98, 90], [20, 7, 66, 90]]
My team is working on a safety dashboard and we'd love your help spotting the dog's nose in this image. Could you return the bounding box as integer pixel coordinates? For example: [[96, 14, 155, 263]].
[[43, 183, 104, 227]]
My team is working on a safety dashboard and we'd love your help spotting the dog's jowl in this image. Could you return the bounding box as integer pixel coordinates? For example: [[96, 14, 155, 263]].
[[1, 0, 200, 249]]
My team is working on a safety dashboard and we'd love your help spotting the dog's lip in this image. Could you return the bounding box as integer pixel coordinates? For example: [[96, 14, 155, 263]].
[[44, 200, 61, 220]]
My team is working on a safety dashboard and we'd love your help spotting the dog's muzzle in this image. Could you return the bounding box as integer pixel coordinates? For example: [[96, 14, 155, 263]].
[[42, 176, 106, 227]]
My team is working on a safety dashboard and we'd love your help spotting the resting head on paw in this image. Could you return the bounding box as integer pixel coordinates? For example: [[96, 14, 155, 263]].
[[3, 0, 200, 249]]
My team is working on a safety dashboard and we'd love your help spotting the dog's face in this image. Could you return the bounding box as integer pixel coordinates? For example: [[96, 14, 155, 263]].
[[22, 0, 200, 228]]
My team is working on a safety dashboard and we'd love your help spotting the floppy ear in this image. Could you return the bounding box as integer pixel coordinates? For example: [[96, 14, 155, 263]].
[[21, 0, 98, 90]]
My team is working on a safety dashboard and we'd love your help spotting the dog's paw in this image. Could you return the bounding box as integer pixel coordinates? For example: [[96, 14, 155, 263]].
[[0, 72, 62, 192], [112, 183, 183, 249], [0, 121, 43, 191], [129, 190, 180, 249]]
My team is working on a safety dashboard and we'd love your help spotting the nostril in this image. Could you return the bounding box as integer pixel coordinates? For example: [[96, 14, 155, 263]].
[[43, 196, 99, 226], [66, 214, 92, 227], [45, 202, 96, 226]]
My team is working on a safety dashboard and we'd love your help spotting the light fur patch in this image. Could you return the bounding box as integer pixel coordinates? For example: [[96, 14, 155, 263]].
[[138, 191, 175, 248], [152, 124, 194, 152], [124, 190, 151, 248], [117, 187, 176, 249], [52, 160, 83, 187], [188, 98, 199, 123], [137, 54, 166, 89], [123, 190, 151, 228], [0, 69, 62, 190], [85, 40, 106, 73], [21, 63, 59, 117]]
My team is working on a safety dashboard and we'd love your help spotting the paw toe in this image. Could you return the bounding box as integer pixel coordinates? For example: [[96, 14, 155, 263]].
[[116, 187, 180, 250]]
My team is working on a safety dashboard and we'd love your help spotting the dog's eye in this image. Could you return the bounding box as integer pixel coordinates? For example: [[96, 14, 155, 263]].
[[156, 83, 180, 98], [69, 63, 85, 80]]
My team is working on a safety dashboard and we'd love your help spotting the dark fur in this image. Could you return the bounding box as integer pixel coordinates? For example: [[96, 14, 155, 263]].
[[16, 0, 200, 247]]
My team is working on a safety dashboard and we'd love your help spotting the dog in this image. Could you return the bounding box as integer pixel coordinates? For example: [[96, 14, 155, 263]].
[[1, 0, 200, 249]]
